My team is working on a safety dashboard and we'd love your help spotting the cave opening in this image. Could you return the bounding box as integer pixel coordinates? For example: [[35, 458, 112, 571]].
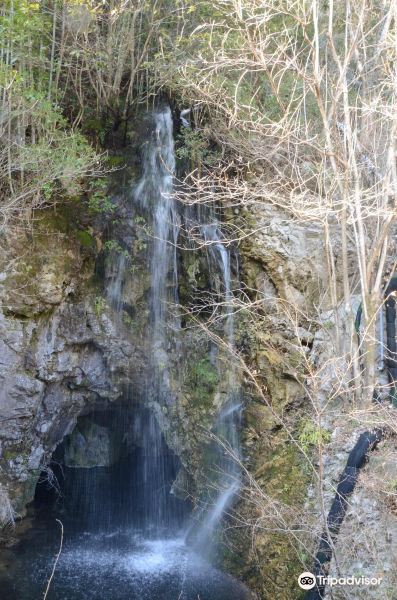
[[34, 398, 191, 535]]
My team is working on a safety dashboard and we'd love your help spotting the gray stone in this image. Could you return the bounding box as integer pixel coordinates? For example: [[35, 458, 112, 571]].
[[64, 421, 115, 468]]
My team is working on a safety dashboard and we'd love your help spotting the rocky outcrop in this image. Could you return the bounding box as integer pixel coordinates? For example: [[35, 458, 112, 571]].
[[0, 206, 147, 518], [0, 295, 143, 514], [239, 205, 327, 311], [63, 412, 121, 469], [0, 194, 240, 528]]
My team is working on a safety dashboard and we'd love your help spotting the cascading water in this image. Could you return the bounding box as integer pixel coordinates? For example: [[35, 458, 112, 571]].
[[134, 108, 180, 345], [134, 109, 242, 544], [190, 220, 242, 552], [132, 107, 183, 534], [1, 107, 250, 600], [134, 109, 242, 552]]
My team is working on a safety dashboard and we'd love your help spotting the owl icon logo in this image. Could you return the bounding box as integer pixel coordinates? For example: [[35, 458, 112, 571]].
[[298, 572, 316, 590]]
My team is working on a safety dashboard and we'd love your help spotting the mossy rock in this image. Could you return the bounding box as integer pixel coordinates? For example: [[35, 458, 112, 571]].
[[255, 440, 309, 505], [184, 356, 219, 405], [75, 229, 96, 249]]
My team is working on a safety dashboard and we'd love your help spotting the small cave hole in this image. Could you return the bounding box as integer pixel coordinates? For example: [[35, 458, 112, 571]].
[[33, 400, 191, 533]]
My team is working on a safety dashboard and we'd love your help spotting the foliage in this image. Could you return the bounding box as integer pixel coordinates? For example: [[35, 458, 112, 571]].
[[122, 311, 134, 328], [0, 1, 102, 227], [186, 356, 219, 403], [186, 256, 201, 285], [93, 295, 107, 315], [298, 419, 332, 452], [88, 179, 115, 214], [76, 229, 95, 249], [104, 239, 131, 261], [176, 128, 219, 169]]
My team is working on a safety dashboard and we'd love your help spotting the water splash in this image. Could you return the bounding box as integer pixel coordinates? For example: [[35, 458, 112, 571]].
[[4, 525, 252, 600]]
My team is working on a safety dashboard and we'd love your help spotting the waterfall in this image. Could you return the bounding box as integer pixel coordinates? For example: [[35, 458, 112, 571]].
[[132, 106, 182, 533], [134, 107, 180, 345], [3, 106, 251, 600], [202, 222, 234, 345], [105, 106, 243, 541], [133, 107, 242, 546], [101, 106, 185, 535], [191, 220, 242, 552]]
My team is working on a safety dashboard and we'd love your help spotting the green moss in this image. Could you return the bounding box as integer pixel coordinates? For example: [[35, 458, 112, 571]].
[[2, 192, 101, 317], [187, 257, 200, 285], [187, 357, 219, 403], [94, 296, 107, 315], [255, 441, 309, 505], [35, 201, 84, 234], [107, 155, 126, 168], [2, 447, 23, 462], [239, 434, 312, 600], [76, 230, 95, 249], [298, 419, 331, 452], [180, 252, 209, 294]]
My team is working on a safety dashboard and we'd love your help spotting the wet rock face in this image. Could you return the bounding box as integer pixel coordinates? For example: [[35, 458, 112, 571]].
[[0, 195, 330, 600], [0, 176, 223, 525], [0, 177, 343, 597]]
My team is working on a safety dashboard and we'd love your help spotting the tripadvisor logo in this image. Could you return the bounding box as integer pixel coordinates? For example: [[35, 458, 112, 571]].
[[298, 572, 316, 590], [298, 571, 382, 590]]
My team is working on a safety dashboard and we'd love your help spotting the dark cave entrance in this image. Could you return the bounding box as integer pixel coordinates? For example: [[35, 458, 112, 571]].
[[34, 399, 191, 534], [4, 400, 249, 600]]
